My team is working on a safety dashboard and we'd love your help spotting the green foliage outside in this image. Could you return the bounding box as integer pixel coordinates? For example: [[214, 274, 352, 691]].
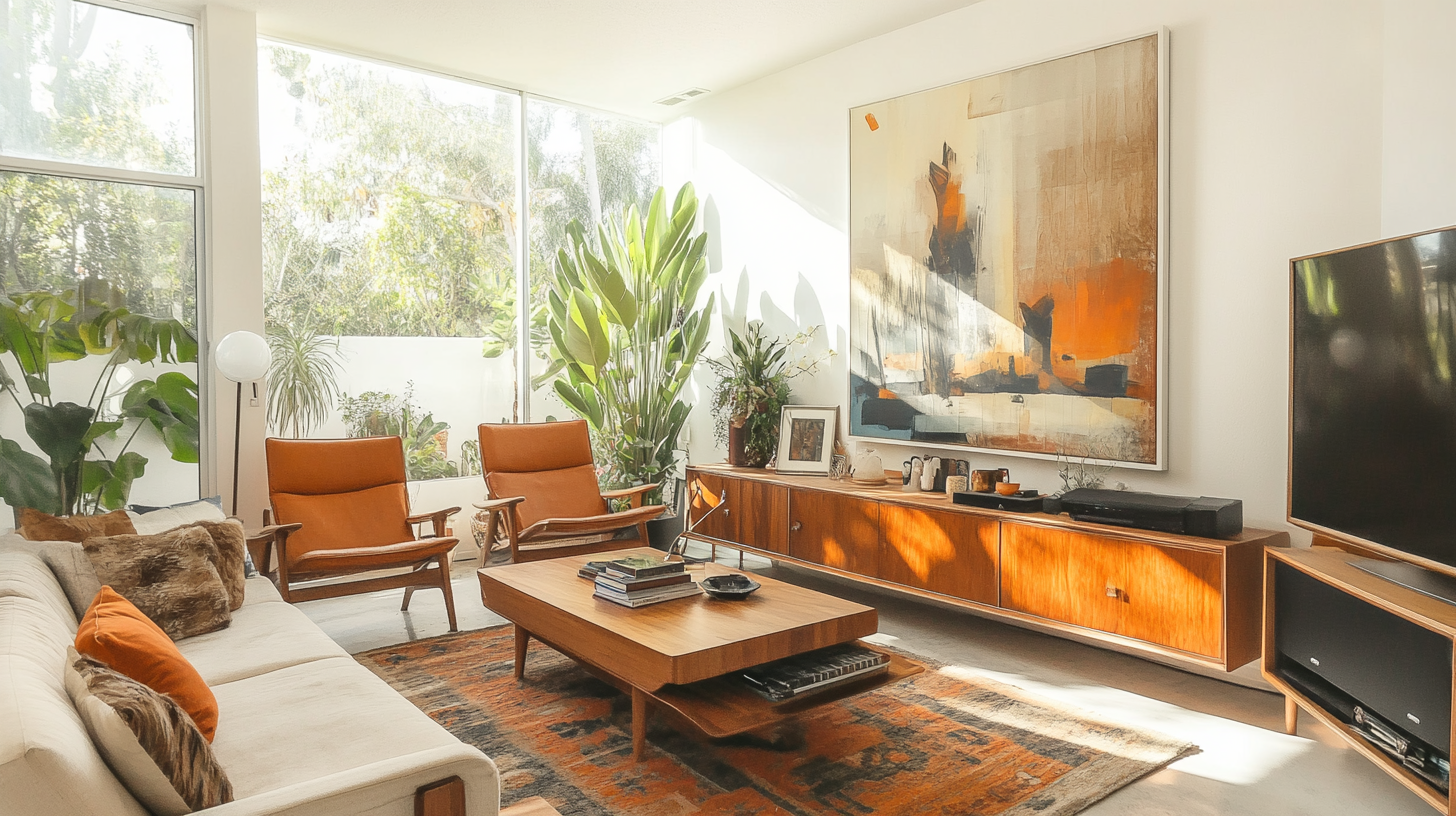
[[337, 383, 458, 481], [547, 184, 713, 497]]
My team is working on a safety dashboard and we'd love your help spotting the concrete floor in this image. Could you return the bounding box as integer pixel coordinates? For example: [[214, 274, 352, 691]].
[[297, 545, 1435, 816]]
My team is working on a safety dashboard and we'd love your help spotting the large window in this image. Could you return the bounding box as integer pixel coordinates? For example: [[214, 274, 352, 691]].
[[258, 41, 660, 483], [0, 0, 202, 520]]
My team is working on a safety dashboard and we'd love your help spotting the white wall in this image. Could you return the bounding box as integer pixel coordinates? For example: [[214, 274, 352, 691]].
[[1380, 0, 1456, 237], [666, 0, 1393, 536]]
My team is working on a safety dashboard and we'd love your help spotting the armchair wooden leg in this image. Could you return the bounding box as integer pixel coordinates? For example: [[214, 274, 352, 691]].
[[401, 586, 415, 611], [437, 553, 458, 633]]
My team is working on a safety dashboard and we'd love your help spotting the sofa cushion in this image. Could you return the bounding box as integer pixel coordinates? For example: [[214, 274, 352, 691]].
[[128, 499, 228, 536], [0, 549, 79, 631], [85, 527, 232, 640], [178, 598, 348, 686], [0, 594, 150, 816], [209, 657, 462, 799], [66, 648, 233, 815], [35, 542, 102, 622], [76, 587, 220, 742], [18, 509, 136, 542]]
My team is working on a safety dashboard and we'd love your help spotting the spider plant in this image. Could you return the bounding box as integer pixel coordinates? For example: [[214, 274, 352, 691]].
[[266, 322, 342, 438]]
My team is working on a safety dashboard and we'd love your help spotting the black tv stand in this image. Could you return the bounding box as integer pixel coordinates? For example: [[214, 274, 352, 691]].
[[1353, 558, 1456, 608]]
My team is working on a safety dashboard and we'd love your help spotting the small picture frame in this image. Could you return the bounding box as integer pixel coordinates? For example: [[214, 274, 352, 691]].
[[775, 405, 839, 476]]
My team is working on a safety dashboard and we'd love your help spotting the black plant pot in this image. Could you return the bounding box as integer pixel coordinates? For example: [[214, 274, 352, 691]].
[[646, 512, 685, 552]]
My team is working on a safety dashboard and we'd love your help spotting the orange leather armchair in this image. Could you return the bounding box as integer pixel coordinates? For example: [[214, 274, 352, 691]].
[[255, 436, 461, 631], [474, 420, 665, 563]]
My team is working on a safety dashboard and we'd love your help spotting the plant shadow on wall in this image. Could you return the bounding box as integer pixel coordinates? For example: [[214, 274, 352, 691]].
[[544, 183, 712, 504], [0, 285, 199, 520], [707, 321, 832, 468], [338, 383, 462, 481]]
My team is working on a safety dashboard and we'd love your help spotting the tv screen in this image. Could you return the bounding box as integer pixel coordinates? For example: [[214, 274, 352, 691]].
[[1291, 226, 1456, 572]]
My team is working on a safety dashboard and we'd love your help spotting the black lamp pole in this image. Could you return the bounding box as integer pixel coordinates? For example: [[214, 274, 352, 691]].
[[231, 380, 243, 516]]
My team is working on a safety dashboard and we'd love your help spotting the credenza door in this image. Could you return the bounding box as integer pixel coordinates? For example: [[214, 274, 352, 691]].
[[787, 489, 879, 575], [878, 504, 999, 605]]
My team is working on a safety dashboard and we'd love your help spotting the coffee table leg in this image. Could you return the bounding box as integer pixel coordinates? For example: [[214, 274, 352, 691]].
[[514, 626, 530, 680], [632, 687, 648, 761]]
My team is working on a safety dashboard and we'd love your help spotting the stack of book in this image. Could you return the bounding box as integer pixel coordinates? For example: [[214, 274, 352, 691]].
[[591, 556, 701, 608]]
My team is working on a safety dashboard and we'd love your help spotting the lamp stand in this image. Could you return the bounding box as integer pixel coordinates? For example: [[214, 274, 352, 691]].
[[231, 380, 242, 517]]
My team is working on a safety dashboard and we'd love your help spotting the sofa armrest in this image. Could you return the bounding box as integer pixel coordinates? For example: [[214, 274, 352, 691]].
[[200, 744, 499, 816]]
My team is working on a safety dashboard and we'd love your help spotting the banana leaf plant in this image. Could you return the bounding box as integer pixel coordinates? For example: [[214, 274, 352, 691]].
[[546, 183, 714, 498], [0, 286, 200, 519]]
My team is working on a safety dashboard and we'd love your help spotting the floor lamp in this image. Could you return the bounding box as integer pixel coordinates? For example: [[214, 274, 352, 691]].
[[215, 331, 270, 516]]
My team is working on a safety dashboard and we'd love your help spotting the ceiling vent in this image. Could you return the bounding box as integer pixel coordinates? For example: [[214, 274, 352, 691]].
[[655, 87, 710, 106]]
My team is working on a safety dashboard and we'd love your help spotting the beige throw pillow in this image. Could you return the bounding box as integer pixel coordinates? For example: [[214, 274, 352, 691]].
[[37, 540, 104, 619], [64, 648, 233, 815], [84, 527, 232, 640]]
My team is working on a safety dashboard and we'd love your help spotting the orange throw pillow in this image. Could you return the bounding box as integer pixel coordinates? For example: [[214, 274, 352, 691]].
[[75, 586, 219, 742]]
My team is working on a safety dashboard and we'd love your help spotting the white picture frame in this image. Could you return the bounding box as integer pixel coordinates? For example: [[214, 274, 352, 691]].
[[775, 405, 839, 476]]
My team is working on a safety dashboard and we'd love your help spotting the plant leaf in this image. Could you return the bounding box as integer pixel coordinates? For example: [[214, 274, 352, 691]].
[[0, 436, 61, 515]]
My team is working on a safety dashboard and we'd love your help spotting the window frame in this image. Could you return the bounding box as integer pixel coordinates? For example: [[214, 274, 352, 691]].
[[255, 35, 663, 424], [0, 0, 210, 499]]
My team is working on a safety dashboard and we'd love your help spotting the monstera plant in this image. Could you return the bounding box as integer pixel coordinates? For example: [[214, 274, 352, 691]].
[[547, 183, 714, 496], [0, 287, 199, 518]]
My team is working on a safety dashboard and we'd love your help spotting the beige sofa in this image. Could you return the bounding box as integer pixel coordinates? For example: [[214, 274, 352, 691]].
[[0, 535, 500, 816]]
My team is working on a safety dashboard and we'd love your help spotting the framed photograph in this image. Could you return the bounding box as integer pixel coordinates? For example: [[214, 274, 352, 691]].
[[775, 405, 839, 476], [847, 30, 1169, 470]]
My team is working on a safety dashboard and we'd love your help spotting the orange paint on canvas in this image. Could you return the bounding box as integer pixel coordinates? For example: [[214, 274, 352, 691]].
[[1047, 257, 1154, 362], [865, 113, 879, 131]]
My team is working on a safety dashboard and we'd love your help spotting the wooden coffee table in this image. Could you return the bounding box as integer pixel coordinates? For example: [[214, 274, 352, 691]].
[[476, 547, 921, 760]]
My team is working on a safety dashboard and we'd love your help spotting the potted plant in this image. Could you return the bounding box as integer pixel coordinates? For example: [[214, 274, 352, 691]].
[[546, 183, 714, 501], [0, 286, 199, 519], [707, 321, 831, 467]]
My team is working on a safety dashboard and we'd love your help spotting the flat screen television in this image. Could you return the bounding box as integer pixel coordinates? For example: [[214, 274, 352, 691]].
[[1290, 225, 1456, 578]]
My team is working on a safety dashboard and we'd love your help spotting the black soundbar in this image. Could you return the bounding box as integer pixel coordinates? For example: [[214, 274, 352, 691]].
[[1057, 488, 1243, 538]]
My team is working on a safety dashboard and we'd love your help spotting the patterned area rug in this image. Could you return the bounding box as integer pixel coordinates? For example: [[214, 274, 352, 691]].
[[358, 626, 1197, 816]]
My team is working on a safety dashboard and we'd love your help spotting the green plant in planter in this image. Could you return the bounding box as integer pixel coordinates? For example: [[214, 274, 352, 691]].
[[546, 184, 713, 496], [0, 287, 199, 517], [707, 321, 831, 467], [266, 321, 342, 438], [337, 383, 458, 481]]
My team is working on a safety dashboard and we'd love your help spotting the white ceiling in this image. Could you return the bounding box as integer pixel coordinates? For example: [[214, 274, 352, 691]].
[[217, 0, 982, 121]]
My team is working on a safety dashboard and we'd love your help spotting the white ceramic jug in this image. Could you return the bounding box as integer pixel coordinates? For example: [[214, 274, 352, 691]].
[[851, 447, 883, 481]]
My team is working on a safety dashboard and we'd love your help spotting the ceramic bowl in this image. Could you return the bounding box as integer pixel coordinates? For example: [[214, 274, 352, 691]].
[[701, 574, 761, 600]]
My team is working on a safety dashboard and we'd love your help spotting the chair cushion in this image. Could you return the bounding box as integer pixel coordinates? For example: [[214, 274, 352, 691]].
[[19, 509, 136, 542], [478, 419, 594, 473], [75, 587, 220, 742], [265, 436, 408, 495], [65, 649, 233, 815], [83, 528, 232, 640], [291, 536, 457, 576], [490, 464, 607, 530], [270, 483, 415, 569]]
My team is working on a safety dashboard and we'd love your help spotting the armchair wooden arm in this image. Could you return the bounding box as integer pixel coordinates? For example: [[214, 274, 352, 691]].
[[472, 496, 526, 511], [600, 483, 660, 509], [406, 506, 460, 538], [244, 522, 303, 577], [470, 497, 526, 559]]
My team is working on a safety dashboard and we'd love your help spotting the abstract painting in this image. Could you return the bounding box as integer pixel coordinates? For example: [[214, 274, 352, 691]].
[[848, 33, 1167, 468]]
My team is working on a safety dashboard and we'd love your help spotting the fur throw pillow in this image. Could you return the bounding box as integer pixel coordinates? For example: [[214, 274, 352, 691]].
[[179, 520, 248, 611], [19, 508, 136, 542], [65, 648, 233, 815], [84, 527, 232, 640]]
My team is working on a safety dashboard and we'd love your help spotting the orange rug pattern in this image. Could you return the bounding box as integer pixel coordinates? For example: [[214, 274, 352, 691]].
[[358, 626, 1195, 815]]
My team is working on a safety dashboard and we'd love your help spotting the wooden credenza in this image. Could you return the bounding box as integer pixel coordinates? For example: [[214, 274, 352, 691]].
[[685, 464, 1289, 672]]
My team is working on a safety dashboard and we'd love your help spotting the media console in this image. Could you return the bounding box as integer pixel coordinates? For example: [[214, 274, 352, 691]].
[[685, 464, 1288, 673], [1265, 546, 1456, 812]]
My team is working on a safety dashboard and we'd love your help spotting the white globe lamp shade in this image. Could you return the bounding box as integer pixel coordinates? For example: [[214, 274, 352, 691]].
[[216, 331, 271, 382]]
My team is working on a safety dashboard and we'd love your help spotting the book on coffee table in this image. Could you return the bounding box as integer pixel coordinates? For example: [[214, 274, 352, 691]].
[[593, 580, 702, 608], [595, 571, 693, 592], [607, 556, 684, 579]]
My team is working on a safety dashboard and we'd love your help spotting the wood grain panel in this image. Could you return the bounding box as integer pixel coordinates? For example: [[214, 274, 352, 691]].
[[729, 479, 788, 554], [686, 471, 733, 542], [788, 489, 879, 575], [878, 504, 998, 605], [1001, 524, 1223, 658]]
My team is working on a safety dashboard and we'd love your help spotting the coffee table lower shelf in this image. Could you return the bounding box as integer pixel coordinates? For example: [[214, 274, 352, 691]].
[[645, 642, 923, 740]]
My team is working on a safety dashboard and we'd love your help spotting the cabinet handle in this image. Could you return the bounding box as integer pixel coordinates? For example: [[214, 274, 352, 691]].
[[790, 521, 802, 532], [1105, 583, 1120, 599], [723, 508, 730, 516]]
